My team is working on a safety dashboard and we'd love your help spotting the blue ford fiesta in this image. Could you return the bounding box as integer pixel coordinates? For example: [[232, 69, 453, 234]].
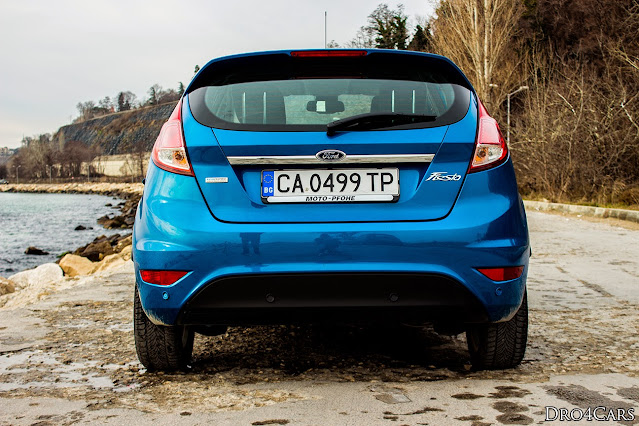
[[133, 49, 530, 371]]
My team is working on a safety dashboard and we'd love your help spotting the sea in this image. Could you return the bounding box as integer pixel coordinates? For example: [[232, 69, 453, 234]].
[[0, 192, 130, 276]]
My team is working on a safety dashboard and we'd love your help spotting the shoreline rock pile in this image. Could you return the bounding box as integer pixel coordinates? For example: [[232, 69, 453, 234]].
[[0, 183, 141, 308], [96, 198, 138, 229], [72, 234, 132, 262]]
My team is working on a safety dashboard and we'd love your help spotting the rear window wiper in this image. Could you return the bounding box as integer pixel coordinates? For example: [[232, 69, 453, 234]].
[[327, 113, 437, 136]]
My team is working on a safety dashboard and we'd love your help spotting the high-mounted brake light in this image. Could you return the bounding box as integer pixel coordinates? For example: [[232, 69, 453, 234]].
[[291, 50, 367, 58], [469, 101, 508, 173], [476, 266, 524, 282], [151, 100, 194, 176], [140, 270, 189, 286]]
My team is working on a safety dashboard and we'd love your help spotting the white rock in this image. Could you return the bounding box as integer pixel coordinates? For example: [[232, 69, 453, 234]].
[[8, 263, 64, 290]]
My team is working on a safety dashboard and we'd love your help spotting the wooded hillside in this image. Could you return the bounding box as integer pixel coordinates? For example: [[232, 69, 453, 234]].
[[349, 0, 639, 206]]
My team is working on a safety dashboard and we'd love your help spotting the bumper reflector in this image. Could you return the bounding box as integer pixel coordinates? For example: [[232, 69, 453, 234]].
[[140, 270, 188, 286], [476, 266, 524, 282]]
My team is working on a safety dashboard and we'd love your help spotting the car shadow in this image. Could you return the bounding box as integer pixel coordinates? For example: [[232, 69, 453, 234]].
[[189, 324, 472, 383]]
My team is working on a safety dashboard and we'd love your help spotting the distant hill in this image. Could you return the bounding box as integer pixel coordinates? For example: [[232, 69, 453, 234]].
[[55, 102, 177, 155]]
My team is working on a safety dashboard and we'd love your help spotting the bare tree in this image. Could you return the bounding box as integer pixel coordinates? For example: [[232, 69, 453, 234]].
[[348, 26, 376, 48], [430, 0, 525, 109]]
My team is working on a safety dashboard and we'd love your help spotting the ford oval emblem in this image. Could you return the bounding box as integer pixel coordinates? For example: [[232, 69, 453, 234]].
[[316, 149, 346, 162]]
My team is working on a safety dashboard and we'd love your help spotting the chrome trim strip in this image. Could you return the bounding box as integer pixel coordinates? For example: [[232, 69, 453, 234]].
[[227, 154, 435, 165]]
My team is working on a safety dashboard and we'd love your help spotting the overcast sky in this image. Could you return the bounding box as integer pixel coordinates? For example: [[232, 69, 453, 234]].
[[0, 0, 434, 148]]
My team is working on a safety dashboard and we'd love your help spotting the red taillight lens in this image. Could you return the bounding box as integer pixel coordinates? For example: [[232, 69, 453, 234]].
[[469, 101, 508, 173], [151, 100, 194, 176], [291, 50, 367, 58], [140, 270, 189, 286], [476, 266, 524, 282]]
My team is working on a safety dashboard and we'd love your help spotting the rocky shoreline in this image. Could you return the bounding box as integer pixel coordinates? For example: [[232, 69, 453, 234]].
[[0, 183, 144, 308]]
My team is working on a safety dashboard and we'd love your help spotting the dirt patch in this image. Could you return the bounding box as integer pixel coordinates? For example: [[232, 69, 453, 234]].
[[618, 386, 639, 403], [455, 415, 484, 420], [545, 384, 635, 411], [489, 386, 532, 399], [495, 413, 534, 424], [452, 392, 485, 400], [493, 400, 528, 413], [493, 401, 533, 425], [400, 407, 443, 415]]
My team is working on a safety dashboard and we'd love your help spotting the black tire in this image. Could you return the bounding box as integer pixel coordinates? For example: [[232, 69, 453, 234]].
[[134, 286, 194, 371], [466, 291, 528, 370]]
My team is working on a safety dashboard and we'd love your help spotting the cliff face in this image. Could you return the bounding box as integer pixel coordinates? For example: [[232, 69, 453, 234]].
[[55, 102, 177, 155]]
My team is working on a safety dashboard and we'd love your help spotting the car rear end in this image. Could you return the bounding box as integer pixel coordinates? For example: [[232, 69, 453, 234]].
[[133, 49, 530, 371]]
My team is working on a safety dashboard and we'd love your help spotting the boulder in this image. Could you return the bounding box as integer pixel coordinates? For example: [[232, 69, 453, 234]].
[[115, 235, 133, 252], [59, 254, 95, 277], [80, 241, 114, 262], [25, 246, 49, 255], [0, 277, 16, 296], [93, 252, 127, 274], [119, 244, 132, 261], [74, 225, 87, 231], [8, 263, 64, 290]]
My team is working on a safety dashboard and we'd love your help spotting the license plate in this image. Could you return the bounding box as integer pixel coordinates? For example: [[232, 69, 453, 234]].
[[261, 169, 399, 203]]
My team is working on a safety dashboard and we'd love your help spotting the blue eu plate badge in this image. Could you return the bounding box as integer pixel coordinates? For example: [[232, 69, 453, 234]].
[[262, 171, 275, 197]]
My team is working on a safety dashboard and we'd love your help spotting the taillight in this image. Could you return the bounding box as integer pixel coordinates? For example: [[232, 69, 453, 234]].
[[476, 266, 524, 282], [140, 270, 189, 286], [291, 50, 367, 58], [151, 100, 194, 176], [469, 101, 508, 173]]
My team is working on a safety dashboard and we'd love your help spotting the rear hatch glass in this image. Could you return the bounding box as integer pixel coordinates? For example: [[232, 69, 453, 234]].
[[183, 51, 477, 223], [188, 52, 471, 131]]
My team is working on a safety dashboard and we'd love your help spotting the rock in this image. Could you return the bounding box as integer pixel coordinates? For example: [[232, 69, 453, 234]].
[[119, 244, 132, 261], [93, 252, 127, 274], [59, 254, 95, 277], [103, 216, 126, 229], [115, 235, 133, 253], [8, 263, 64, 290], [25, 246, 49, 255], [0, 277, 16, 295], [74, 225, 87, 231], [80, 241, 114, 262]]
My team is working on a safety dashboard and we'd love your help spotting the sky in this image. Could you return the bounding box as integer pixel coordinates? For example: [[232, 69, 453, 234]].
[[0, 0, 435, 149]]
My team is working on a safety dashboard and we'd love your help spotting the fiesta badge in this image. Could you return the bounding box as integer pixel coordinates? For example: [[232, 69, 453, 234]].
[[316, 149, 346, 162]]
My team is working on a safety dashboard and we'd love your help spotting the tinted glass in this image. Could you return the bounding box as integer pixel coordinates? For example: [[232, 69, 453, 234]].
[[188, 52, 472, 131]]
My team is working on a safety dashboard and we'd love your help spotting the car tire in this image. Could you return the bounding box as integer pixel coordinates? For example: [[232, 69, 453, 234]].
[[466, 291, 528, 370], [134, 286, 194, 371]]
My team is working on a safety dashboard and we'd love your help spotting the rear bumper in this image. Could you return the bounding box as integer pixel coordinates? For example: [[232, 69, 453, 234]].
[[180, 273, 490, 325], [134, 162, 529, 326]]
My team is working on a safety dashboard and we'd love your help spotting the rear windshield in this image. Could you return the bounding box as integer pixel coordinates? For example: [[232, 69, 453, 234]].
[[188, 52, 472, 132]]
